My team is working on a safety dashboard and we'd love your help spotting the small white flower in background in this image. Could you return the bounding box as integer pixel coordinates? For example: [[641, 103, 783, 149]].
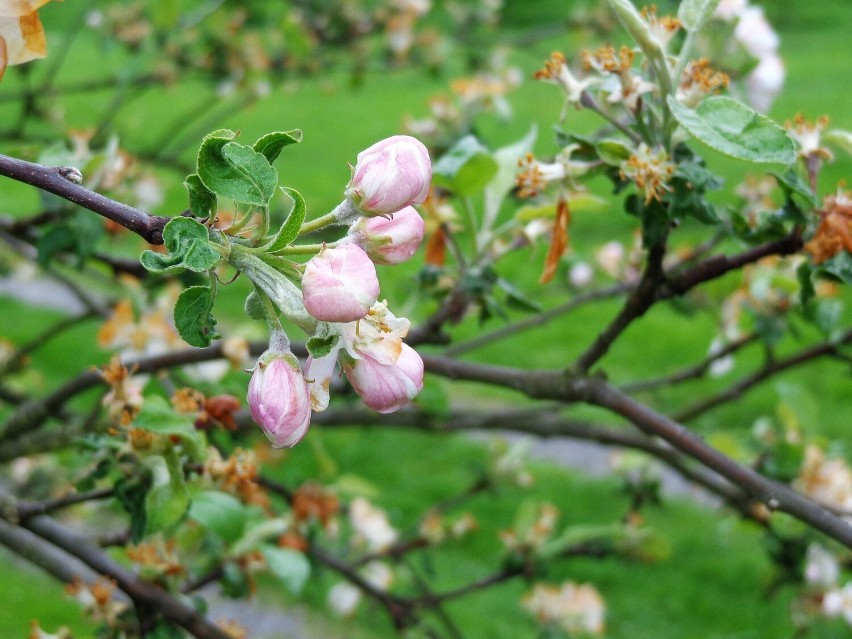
[[516, 145, 594, 198], [640, 5, 681, 51], [349, 497, 398, 551], [523, 581, 606, 636], [714, 0, 748, 21], [823, 582, 852, 626], [595, 241, 625, 279], [796, 446, 852, 516], [804, 544, 840, 588], [362, 561, 394, 590], [734, 6, 779, 57], [568, 261, 594, 288], [713, 1, 785, 112], [328, 581, 362, 617], [133, 174, 164, 211], [533, 52, 598, 105], [606, 73, 657, 111], [490, 438, 534, 487], [326, 562, 393, 618], [28, 621, 73, 639], [707, 337, 735, 378], [744, 52, 785, 113]]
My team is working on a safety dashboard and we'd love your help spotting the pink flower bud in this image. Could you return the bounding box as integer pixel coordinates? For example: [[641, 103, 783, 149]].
[[347, 206, 425, 265], [247, 350, 312, 448], [302, 244, 379, 322], [347, 135, 431, 216], [343, 343, 424, 414]]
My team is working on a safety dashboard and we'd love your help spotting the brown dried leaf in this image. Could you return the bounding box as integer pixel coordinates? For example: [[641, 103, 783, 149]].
[[0, 10, 46, 67], [425, 225, 447, 267], [538, 198, 571, 284], [0, 1, 53, 18]]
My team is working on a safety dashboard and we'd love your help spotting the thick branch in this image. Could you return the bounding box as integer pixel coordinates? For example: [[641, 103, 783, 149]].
[[0, 153, 170, 244], [421, 354, 852, 548], [572, 232, 804, 373], [573, 240, 668, 373], [310, 407, 754, 519], [584, 379, 852, 547], [0, 517, 97, 584], [15, 513, 233, 639]]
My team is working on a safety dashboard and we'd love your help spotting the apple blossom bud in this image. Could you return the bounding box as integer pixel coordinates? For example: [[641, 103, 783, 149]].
[[347, 206, 425, 265], [302, 244, 379, 322], [346, 135, 431, 216], [247, 349, 311, 448], [343, 343, 424, 413]]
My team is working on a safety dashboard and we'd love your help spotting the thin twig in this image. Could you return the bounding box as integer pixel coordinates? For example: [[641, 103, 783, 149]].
[[620, 333, 759, 393], [674, 329, 852, 422], [0, 153, 171, 244], [444, 282, 631, 357]]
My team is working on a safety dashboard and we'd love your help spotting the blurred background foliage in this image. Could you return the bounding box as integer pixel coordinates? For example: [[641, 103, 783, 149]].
[[0, 0, 851, 637]]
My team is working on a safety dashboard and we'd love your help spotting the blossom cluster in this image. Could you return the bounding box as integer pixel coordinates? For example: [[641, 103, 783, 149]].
[[713, 0, 785, 111], [248, 135, 431, 448]]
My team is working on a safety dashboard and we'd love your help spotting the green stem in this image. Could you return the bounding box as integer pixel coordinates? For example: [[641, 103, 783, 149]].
[[278, 242, 335, 256], [298, 212, 338, 236]]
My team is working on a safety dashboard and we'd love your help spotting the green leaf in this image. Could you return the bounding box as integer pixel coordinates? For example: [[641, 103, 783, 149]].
[[253, 130, 303, 165], [115, 476, 148, 543], [37, 213, 104, 268], [184, 174, 217, 220], [596, 139, 633, 165], [815, 252, 852, 286], [266, 187, 307, 253], [625, 194, 670, 248], [678, 0, 721, 31], [432, 135, 499, 196], [772, 167, 818, 209], [669, 161, 723, 225], [307, 334, 339, 359], [306, 322, 339, 359], [174, 285, 221, 348], [803, 298, 844, 338], [133, 396, 208, 462], [667, 96, 796, 164], [197, 130, 278, 206], [140, 217, 221, 275], [188, 491, 249, 544], [797, 261, 815, 305], [244, 291, 266, 321], [497, 278, 542, 313], [824, 129, 852, 156], [483, 126, 537, 227], [144, 451, 190, 534], [261, 545, 311, 594]]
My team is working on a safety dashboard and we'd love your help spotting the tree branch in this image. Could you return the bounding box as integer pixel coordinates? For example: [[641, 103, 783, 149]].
[[584, 379, 852, 548], [0, 153, 171, 244], [7, 509, 234, 639], [674, 329, 852, 422], [419, 354, 852, 548], [442, 282, 631, 357], [620, 333, 759, 393]]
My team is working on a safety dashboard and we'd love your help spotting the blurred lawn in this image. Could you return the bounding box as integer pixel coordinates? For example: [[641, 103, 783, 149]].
[[1, 1, 851, 637]]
